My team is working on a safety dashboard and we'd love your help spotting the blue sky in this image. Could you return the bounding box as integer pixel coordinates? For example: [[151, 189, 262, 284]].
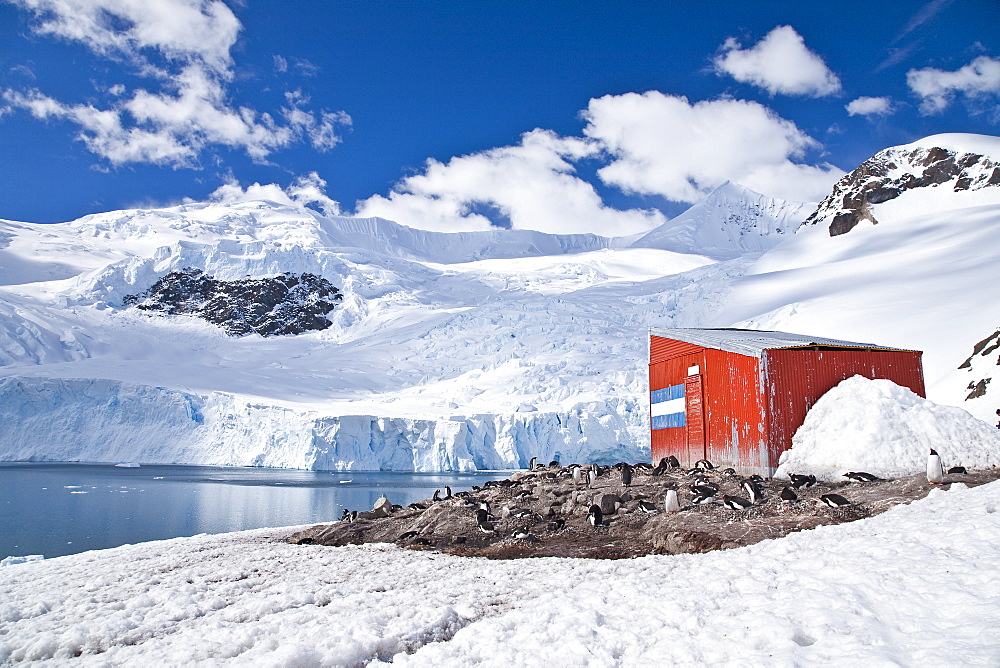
[[1, 0, 998, 234]]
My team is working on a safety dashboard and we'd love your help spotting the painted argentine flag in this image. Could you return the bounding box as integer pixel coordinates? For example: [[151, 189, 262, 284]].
[[651, 384, 685, 429]]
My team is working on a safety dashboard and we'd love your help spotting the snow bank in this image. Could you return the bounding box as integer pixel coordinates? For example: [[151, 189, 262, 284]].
[[777, 375, 1000, 480], [1, 478, 998, 664], [0, 377, 646, 471]]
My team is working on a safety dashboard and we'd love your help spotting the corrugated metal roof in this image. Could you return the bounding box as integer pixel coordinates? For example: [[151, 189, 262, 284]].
[[648, 327, 919, 359]]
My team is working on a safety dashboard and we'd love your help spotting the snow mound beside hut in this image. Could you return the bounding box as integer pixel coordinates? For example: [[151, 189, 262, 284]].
[[777, 375, 1000, 480]]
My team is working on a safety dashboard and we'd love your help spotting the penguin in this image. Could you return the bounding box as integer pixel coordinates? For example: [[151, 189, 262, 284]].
[[721, 468, 737, 477], [587, 504, 603, 527], [741, 479, 764, 504], [548, 518, 566, 531], [349, 510, 359, 522], [476, 509, 495, 533], [692, 492, 715, 505], [529, 456, 538, 471], [948, 466, 967, 474], [690, 484, 717, 497], [432, 489, 442, 502], [397, 531, 420, 541], [588, 467, 597, 488], [927, 449, 944, 484], [820, 493, 851, 508], [748, 474, 764, 483], [722, 495, 752, 511], [638, 500, 657, 513], [478, 500, 490, 514], [666, 455, 680, 469], [844, 472, 883, 483], [664, 488, 681, 513], [548, 460, 559, 468], [789, 474, 817, 489], [695, 459, 714, 471], [779, 486, 797, 503], [572, 466, 583, 485], [444, 486, 453, 499], [621, 464, 633, 487], [340, 508, 350, 521], [407, 502, 427, 510]]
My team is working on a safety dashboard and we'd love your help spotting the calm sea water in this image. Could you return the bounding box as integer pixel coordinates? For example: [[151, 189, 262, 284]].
[[0, 463, 506, 560]]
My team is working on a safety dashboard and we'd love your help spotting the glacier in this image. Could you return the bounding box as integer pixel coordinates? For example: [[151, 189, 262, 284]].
[[1, 137, 999, 471]]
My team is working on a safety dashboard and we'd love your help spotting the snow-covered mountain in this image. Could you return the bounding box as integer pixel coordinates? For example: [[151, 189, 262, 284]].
[[1, 133, 998, 470], [632, 181, 813, 258]]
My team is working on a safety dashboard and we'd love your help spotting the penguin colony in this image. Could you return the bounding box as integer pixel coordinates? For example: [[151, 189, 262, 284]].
[[291, 452, 987, 559]]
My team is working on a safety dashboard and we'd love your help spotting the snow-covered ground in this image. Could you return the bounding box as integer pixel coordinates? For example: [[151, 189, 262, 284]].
[[0, 133, 998, 470], [2, 478, 998, 665]]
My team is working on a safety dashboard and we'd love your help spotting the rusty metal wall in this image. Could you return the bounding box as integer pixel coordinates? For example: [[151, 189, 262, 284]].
[[649, 336, 767, 470], [702, 349, 766, 471], [762, 349, 926, 469]]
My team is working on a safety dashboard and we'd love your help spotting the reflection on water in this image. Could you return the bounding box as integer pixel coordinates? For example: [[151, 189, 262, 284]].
[[0, 463, 507, 560]]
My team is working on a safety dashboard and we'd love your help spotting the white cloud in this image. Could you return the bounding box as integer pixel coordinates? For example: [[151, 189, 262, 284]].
[[582, 91, 844, 204], [3, 0, 350, 166], [907, 55, 1000, 114], [208, 172, 342, 216], [845, 96, 894, 117], [355, 129, 666, 236], [713, 25, 842, 98]]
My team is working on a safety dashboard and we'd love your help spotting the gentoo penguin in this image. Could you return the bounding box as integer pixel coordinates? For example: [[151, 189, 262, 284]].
[[666, 455, 680, 469], [741, 479, 764, 504], [820, 493, 851, 508], [340, 508, 350, 521], [948, 466, 967, 474], [479, 500, 490, 513], [927, 449, 944, 484], [721, 468, 737, 477], [476, 508, 495, 533], [548, 518, 566, 531], [572, 466, 583, 485], [748, 474, 764, 483], [722, 495, 752, 511], [621, 464, 633, 487], [638, 500, 657, 513], [397, 531, 419, 541], [588, 467, 598, 488], [349, 510, 359, 522], [548, 460, 559, 468], [444, 486, 453, 499], [432, 489, 442, 502], [692, 491, 715, 505], [664, 489, 681, 513], [695, 459, 714, 471], [529, 456, 538, 471], [790, 474, 817, 489], [690, 484, 718, 497], [779, 486, 797, 503], [844, 472, 883, 483], [587, 504, 603, 527]]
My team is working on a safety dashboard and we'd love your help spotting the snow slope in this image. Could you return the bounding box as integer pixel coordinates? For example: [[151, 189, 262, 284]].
[[1, 133, 998, 470], [2, 478, 998, 664]]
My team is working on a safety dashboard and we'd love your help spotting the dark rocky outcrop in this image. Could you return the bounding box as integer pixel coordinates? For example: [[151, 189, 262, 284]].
[[123, 268, 343, 336], [285, 463, 1000, 560], [804, 144, 1000, 236]]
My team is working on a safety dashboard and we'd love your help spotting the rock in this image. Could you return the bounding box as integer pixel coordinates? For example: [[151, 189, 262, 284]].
[[123, 268, 343, 337], [594, 493, 620, 516], [372, 495, 392, 518]]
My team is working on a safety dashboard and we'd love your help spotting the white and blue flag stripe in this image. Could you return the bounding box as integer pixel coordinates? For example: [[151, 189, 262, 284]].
[[651, 383, 685, 429]]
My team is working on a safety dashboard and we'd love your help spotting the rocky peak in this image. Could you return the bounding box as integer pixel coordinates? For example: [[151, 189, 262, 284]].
[[804, 142, 1000, 236], [123, 268, 343, 337]]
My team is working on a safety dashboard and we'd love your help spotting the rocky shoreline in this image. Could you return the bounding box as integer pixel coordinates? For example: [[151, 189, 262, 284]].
[[286, 463, 1000, 559]]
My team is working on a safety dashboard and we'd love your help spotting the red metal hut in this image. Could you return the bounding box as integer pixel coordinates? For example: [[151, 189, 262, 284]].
[[648, 328, 925, 475]]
